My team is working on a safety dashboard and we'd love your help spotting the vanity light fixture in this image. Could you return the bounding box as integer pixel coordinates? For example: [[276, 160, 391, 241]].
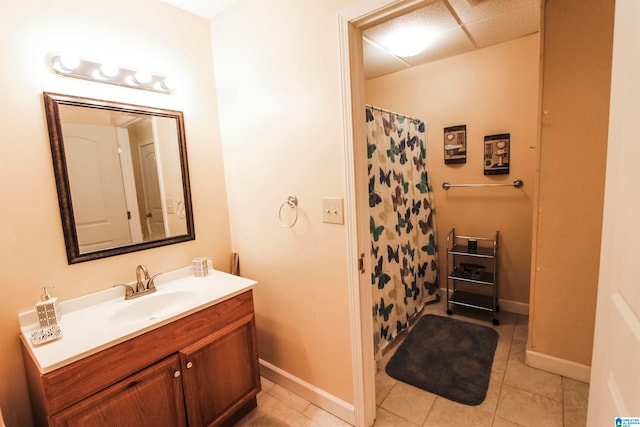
[[46, 52, 176, 94]]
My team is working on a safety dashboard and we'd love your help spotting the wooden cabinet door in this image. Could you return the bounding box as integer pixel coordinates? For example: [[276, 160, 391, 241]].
[[51, 355, 187, 427], [180, 313, 260, 427]]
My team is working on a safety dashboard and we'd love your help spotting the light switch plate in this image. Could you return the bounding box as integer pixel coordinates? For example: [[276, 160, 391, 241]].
[[166, 198, 176, 214], [322, 197, 344, 224]]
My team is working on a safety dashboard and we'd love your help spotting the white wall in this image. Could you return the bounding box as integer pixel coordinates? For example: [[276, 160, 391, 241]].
[[0, 1, 231, 425], [211, 0, 359, 404]]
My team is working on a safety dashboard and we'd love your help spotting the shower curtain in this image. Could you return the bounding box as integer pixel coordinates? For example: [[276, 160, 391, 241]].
[[366, 106, 439, 358]]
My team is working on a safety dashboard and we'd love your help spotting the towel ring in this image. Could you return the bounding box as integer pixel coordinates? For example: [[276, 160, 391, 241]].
[[279, 195, 299, 228], [176, 200, 185, 219]]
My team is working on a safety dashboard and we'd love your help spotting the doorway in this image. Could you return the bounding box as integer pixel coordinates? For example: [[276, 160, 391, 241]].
[[338, 2, 541, 425], [138, 139, 167, 241]]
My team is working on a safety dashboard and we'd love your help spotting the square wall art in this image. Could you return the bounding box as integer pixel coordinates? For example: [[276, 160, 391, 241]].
[[444, 125, 467, 164], [484, 133, 510, 175]]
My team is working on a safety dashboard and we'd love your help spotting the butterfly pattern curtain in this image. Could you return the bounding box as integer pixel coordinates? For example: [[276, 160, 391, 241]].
[[366, 106, 439, 358]]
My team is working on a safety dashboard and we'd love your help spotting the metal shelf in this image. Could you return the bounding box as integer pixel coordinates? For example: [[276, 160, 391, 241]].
[[448, 291, 494, 312], [448, 268, 495, 286], [445, 227, 499, 325], [448, 245, 494, 259]]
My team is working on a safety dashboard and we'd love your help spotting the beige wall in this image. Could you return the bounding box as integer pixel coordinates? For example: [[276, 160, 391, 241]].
[[365, 34, 541, 307], [0, 1, 231, 425], [0, 1, 614, 425], [528, 0, 614, 366], [210, 0, 359, 404]]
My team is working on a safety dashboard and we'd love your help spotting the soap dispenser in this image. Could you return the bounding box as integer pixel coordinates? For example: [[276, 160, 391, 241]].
[[35, 286, 61, 327], [30, 287, 62, 345]]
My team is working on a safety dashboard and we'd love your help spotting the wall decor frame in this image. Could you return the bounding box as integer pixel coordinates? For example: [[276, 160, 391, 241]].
[[444, 125, 467, 164], [484, 133, 510, 175]]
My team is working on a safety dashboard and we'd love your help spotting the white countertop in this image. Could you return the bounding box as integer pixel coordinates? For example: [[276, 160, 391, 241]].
[[19, 264, 257, 374]]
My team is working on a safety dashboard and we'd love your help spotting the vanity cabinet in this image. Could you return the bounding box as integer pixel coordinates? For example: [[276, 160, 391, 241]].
[[22, 290, 260, 427]]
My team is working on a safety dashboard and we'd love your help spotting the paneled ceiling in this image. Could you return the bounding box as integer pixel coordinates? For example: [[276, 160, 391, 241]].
[[363, 0, 540, 79], [161, 0, 540, 81]]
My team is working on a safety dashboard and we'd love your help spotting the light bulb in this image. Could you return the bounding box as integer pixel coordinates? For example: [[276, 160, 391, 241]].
[[157, 76, 177, 92], [98, 64, 119, 78], [132, 70, 152, 85], [58, 54, 80, 72]]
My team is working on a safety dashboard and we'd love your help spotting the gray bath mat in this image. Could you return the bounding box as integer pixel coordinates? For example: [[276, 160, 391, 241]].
[[385, 314, 499, 406]]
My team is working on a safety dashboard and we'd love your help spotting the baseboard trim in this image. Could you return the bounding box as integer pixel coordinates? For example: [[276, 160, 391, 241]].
[[525, 350, 591, 383], [258, 359, 356, 425], [498, 299, 529, 316], [440, 288, 529, 316]]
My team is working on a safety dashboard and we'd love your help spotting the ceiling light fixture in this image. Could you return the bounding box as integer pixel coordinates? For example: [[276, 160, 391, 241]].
[[46, 53, 176, 94], [380, 27, 437, 58]]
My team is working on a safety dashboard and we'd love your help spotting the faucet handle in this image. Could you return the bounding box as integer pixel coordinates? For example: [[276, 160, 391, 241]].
[[113, 284, 135, 298], [147, 273, 162, 291]]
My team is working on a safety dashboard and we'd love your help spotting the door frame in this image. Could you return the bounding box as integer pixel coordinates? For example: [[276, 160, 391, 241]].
[[338, 1, 432, 426], [116, 127, 144, 243]]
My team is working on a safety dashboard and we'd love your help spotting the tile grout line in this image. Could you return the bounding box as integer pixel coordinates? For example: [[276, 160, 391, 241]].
[[264, 385, 317, 423], [378, 374, 396, 406], [504, 316, 568, 410], [421, 394, 438, 426], [490, 314, 517, 426], [561, 377, 566, 427]]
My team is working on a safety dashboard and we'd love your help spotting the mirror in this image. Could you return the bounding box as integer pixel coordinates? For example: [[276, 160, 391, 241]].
[[44, 92, 195, 264]]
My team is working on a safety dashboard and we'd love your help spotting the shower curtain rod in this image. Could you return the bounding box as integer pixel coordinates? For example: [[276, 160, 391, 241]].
[[365, 104, 422, 123]]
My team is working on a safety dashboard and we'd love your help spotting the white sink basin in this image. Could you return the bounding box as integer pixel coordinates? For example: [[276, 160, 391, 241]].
[[19, 265, 257, 373], [109, 290, 199, 325]]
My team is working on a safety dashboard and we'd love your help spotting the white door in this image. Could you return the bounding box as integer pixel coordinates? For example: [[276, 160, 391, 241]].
[[139, 141, 166, 240], [587, 0, 640, 424], [63, 124, 131, 252]]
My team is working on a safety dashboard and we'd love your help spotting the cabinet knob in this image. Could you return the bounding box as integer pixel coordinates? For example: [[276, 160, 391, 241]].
[[174, 370, 181, 378], [186, 361, 193, 369]]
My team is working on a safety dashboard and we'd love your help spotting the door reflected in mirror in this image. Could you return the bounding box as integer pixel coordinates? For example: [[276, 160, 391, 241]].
[[44, 93, 195, 264]]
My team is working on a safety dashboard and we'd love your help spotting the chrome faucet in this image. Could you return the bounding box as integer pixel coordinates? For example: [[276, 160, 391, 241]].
[[136, 264, 150, 292], [113, 264, 161, 300]]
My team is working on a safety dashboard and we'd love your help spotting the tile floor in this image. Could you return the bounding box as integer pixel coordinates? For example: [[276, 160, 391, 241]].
[[235, 301, 589, 427]]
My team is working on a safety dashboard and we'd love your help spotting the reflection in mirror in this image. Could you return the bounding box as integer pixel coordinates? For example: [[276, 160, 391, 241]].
[[44, 93, 195, 264]]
